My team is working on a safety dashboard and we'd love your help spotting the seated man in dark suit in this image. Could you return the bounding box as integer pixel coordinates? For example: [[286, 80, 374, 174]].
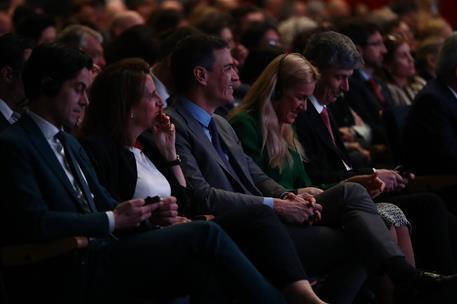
[[0, 33, 30, 132], [403, 32, 457, 175], [166, 34, 455, 304], [338, 19, 396, 164], [0, 43, 287, 304], [293, 31, 457, 301]]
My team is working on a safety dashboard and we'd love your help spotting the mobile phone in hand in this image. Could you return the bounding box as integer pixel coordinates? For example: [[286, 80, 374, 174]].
[[145, 196, 161, 205], [394, 165, 411, 179]]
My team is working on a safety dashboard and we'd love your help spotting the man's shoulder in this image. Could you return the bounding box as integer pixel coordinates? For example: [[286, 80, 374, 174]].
[[413, 79, 450, 106], [0, 119, 28, 144]]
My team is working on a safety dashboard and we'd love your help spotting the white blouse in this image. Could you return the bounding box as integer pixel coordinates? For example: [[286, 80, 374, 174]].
[[128, 147, 171, 199]]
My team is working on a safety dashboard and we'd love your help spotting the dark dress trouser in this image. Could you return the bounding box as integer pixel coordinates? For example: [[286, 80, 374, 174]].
[[89, 221, 286, 304]]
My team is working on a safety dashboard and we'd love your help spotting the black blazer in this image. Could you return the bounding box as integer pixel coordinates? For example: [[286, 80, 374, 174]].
[[0, 114, 117, 245], [403, 79, 457, 174], [0, 112, 11, 132], [80, 131, 193, 215], [295, 103, 373, 185], [344, 70, 394, 145]]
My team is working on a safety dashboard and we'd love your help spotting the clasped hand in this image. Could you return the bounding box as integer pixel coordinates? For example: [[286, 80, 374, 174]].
[[274, 193, 322, 225]]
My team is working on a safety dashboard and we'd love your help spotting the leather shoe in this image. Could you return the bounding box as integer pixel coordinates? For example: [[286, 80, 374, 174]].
[[403, 271, 457, 302], [413, 271, 457, 289]]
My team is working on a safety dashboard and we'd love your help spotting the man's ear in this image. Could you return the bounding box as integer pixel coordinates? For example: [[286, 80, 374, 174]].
[[0, 66, 14, 83], [356, 45, 364, 58], [193, 66, 208, 86]]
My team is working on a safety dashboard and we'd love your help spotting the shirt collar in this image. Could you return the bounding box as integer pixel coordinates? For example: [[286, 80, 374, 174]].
[[358, 69, 371, 81], [309, 95, 325, 114], [0, 99, 14, 121], [28, 111, 61, 140], [181, 98, 212, 128], [448, 86, 457, 101]]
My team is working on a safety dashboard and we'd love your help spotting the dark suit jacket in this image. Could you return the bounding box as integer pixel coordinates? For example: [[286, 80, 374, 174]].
[[295, 103, 373, 185], [344, 70, 394, 145], [0, 114, 117, 245], [80, 131, 192, 215], [0, 112, 11, 132], [403, 79, 457, 174], [167, 98, 287, 215]]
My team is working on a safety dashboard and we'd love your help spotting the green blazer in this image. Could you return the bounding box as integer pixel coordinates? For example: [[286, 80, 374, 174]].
[[230, 111, 316, 190]]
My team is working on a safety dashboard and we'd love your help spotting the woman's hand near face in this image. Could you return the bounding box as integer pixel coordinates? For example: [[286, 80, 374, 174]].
[[151, 112, 177, 161]]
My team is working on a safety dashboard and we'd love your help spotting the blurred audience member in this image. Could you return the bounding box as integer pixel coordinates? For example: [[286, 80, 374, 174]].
[[383, 34, 425, 106], [147, 8, 188, 36], [57, 24, 106, 70], [109, 10, 144, 39], [15, 12, 56, 45], [105, 24, 159, 66], [415, 35, 444, 81], [0, 34, 29, 131], [403, 33, 457, 176]]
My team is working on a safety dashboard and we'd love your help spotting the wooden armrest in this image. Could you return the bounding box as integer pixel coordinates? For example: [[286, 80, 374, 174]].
[[407, 175, 457, 192], [0, 236, 89, 267]]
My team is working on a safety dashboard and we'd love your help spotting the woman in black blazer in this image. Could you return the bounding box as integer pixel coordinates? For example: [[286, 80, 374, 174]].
[[79, 58, 329, 304]]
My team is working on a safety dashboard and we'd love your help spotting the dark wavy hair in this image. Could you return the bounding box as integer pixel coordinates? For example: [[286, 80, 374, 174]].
[[81, 58, 150, 146]]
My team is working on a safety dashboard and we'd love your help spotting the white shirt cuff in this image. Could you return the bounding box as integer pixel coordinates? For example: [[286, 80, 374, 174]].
[[106, 211, 115, 232], [263, 197, 274, 208]]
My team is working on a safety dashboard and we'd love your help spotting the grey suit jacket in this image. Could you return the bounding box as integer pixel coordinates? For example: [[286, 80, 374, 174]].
[[167, 98, 287, 215]]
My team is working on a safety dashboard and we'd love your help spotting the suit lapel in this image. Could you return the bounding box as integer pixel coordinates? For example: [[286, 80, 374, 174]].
[[215, 117, 260, 195], [174, 102, 258, 193], [175, 102, 239, 177], [20, 115, 85, 209]]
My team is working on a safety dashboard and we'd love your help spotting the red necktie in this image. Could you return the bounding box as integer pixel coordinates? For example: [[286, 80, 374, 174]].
[[367, 78, 385, 106], [321, 107, 335, 144]]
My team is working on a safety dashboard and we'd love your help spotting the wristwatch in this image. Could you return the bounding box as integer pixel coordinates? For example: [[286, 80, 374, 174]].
[[167, 154, 181, 167]]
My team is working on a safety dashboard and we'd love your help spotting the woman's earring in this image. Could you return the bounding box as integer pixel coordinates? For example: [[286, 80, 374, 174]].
[[130, 112, 135, 119]]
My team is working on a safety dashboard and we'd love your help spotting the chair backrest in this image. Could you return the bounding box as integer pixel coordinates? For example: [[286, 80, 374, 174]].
[[383, 105, 410, 164]]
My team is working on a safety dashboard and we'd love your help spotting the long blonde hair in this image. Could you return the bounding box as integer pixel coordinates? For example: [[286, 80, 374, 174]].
[[230, 53, 319, 171]]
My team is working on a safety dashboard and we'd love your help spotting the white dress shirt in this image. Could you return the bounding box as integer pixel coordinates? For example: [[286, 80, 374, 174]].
[[0, 98, 20, 124], [129, 146, 171, 199]]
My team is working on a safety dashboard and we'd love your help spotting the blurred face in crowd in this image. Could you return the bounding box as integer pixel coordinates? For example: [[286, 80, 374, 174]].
[[386, 42, 416, 80], [82, 35, 106, 69], [276, 81, 316, 124], [314, 68, 353, 105], [38, 26, 57, 45], [360, 31, 387, 68]]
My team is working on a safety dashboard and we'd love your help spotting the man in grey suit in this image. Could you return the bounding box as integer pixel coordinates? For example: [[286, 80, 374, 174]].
[[167, 34, 457, 303]]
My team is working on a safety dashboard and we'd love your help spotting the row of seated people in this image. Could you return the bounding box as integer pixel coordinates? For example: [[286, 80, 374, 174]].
[[0, 30, 457, 304]]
